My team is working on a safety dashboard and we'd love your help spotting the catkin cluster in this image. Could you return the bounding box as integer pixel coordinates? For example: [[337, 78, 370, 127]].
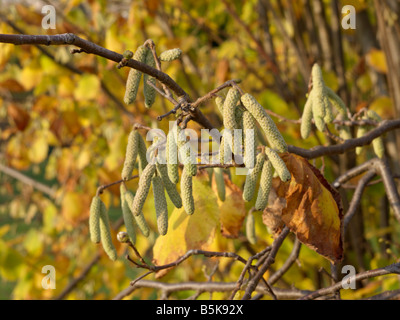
[[355, 110, 385, 158], [300, 63, 351, 140]]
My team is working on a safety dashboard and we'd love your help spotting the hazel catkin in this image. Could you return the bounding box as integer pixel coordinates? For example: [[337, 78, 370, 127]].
[[89, 195, 104, 244], [255, 159, 273, 211], [264, 147, 291, 182], [124, 45, 148, 105], [181, 166, 194, 215], [99, 204, 117, 261], [131, 163, 156, 216], [152, 176, 169, 235], [121, 130, 140, 181], [243, 152, 265, 202]]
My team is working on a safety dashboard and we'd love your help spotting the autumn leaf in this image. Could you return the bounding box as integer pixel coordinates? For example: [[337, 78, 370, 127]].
[[7, 104, 30, 131], [152, 173, 219, 278], [212, 172, 246, 238], [263, 153, 343, 263]]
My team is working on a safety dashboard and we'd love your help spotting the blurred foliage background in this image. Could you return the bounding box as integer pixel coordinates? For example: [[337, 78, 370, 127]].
[[0, 0, 399, 299]]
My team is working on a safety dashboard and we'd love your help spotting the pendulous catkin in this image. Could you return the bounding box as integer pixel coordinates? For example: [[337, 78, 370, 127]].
[[131, 163, 156, 216], [300, 93, 314, 139], [255, 159, 273, 211], [121, 130, 140, 181], [120, 184, 136, 244], [159, 48, 182, 62], [143, 50, 156, 108], [246, 212, 257, 245], [124, 45, 148, 105], [243, 152, 265, 202], [367, 110, 385, 158], [156, 163, 182, 208], [264, 147, 291, 182], [89, 195, 104, 244], [181, 166, 194, 215], [152, 176, 169, 235], [123, 187, 150, 237], [240, 93, 288, 153], [166, 126, 180, 184], [137, 133, 148, 174], [99, 203, 117, 261]]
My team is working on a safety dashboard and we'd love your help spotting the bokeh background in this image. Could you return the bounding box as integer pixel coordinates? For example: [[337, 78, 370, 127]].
[[0, 0, 399, 299]]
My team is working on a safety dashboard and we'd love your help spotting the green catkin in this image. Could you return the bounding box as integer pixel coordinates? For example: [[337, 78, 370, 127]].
[[255, 160, 273, 211], [143, 50, 156, 108], [246, 212, 257, 245], [264, 147, 291, 182], [166, 127, 179, 184], [367, 110, 385, 158], [243, 111, 257, 169], [326, 87, 348, 116], [181, 166, 195, 215], [124, 188, 150, 237], [131, 163, 156, 216], [99, 204, 117, 261], [323, 97, 334, 124], [215, 96, 224, 115], [156, 163, 182, 208], [240, 94, 288, 153], [300, 93, 314, 139], [137, 133, 148, 174], [214, 167, 226, 202], [152, 176, 169, 235], [243, 152, 265, 202], [310, 64, 328, 132], [223, 88, 241, 161], [120, 184, 136, 245], [355, 125, 368, 155], [124, 45, 149, 105], [336, 113, 353, 141], [89, 196, 104, 244], [177, 126, 197, 176], [121, 130, 140, 180], [219, 135, 226, 164], [159, 48, 182, 62]]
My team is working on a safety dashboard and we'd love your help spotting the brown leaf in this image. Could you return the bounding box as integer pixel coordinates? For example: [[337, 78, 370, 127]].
[[7, 104, 30, 131], [212, 173, 246, 238], [263, 153, 343, 263], [262, 185, 285, 237]]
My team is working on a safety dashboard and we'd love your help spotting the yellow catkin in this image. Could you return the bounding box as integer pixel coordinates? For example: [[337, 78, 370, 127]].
[[121, 130, 140, 180], [156, 163, 182, 208], [89, 195, 104, 244], [120, 184, 136, 244], [181, 166, 194, 215], [243, 111, 257, 169], [124, 45, 149, 105], [246, 212, 257, 245], [131, 163, 156, 216], [143, 50, 156, 108], [214, 167, 226, 202], [300, 92, 314, 139], [99, 204, 117, 261], [124, 187, 150, 237], [240, 93, 287, 153], [152, 176, 169, 235], [243, 152, 265, 202], [159, 48, 182, 62], [255, 159, 273, 211], [264, 147, 291, 182], [166, 126, 179, 184]]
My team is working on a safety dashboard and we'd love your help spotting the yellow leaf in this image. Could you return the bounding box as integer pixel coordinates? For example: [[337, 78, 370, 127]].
[[28, 132, 49, 164], [366, 48, 387, 74], [73, 74, 100, 101], [61, 191, 90, 225], [152, 173, 219, 278]]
